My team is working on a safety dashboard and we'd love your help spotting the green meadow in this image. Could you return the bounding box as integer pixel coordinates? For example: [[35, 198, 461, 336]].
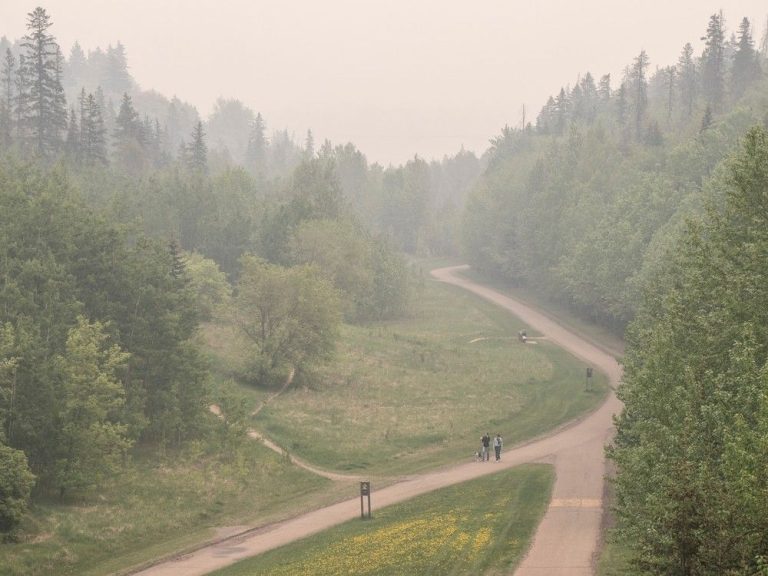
[[251, 278, 608, 475]]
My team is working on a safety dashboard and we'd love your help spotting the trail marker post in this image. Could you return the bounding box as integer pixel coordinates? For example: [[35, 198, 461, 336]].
[[360, 481, 372, 519], [585, 367, 593, 391]]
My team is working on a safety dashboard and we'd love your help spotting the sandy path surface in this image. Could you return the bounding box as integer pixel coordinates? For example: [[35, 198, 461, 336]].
[[131, 265, 621, 576]]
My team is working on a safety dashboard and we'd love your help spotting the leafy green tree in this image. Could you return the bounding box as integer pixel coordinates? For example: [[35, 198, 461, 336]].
[[611, 127, 768, 574], [206, 98, 254, 165], [184, 252, 232, 321], [53, 317, 132, 497], [290, 219, 374, 321], [0, 442, 34, 538], [233, 255, 340, 386]]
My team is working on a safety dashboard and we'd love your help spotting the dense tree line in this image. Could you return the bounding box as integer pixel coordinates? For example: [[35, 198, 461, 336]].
[[610, 127, 768, 575], [463, 11, 767, 332], [0, 6, 432, 537]]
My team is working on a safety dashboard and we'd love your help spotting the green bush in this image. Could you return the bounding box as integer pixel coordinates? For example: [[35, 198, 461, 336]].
[[0, 444, 35, 538]]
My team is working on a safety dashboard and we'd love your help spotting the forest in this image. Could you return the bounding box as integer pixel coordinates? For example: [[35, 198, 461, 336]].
[[0, 6, 481, 544], [2, 4, 768, 575], [461, 10, 768, 575]]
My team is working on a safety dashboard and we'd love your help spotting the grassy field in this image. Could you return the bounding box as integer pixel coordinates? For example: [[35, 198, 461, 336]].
[[0, 437, 334, 576], [212, 464, 554, 576], [249, 278, 608, 475]]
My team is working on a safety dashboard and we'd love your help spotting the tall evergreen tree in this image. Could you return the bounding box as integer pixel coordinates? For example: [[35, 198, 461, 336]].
[[20, 7, 66, 158], [246, 112, 267, 175], [187, 121, 207, 173], [664, 66, 676, 122], [630, 50, 650, 136], [103, 42, 132, 96], [0, 50, 14, 147], [64, 107, 79, 160], [13, 54, 29, 142], [677, 42, 698, 118], [64, 41, 86, 89], [598, 73, 611, 100], [731, 17, 761, 100], [701, 12, 726, 112], [80, 92, 107, 165], [113, 92, 145, 171], [304, 128, 314, 159]]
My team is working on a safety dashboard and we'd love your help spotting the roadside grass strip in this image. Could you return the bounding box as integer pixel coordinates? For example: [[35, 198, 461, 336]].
[[212, 464, 554, 576]]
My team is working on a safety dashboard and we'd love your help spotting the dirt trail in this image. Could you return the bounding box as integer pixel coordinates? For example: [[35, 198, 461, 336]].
[[131, 265, 621, 576]]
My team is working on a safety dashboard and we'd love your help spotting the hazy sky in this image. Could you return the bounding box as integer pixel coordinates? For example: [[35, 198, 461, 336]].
[[1, 1, 766, 164]]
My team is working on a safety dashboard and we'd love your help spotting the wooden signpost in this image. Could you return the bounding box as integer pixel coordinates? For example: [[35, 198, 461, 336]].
[[360, 481, 372, 520]]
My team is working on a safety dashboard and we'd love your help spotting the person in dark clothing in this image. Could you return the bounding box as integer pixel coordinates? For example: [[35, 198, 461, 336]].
[[481, 433, 491, 462]]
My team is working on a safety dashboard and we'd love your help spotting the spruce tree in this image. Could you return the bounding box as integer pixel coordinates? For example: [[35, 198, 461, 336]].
[[20, 7, 66, 158], [598, 73, 611, 100], [13, 54, 29, 142], [186, 121, 207, 173], [305, 128, 314, 159], [731, 17, 761, 100], [630, 50, 649, 136], [701, 12, 726, 112], [64, 107, 79, 160], [80, 92, 107, 165], [246, 112, 267, 174], [677, 43, 697, 118], [0, 50, 14, 147]]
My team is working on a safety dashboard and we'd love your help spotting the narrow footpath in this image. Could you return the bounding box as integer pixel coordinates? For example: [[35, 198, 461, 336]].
[[131, 265, 622, 576]]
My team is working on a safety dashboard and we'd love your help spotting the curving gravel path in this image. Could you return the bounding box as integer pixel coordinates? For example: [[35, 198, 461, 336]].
[[130, 265, 622, 576]]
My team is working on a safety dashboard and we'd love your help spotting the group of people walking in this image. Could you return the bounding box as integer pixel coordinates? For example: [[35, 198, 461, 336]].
[[479, 432, 503, 462]]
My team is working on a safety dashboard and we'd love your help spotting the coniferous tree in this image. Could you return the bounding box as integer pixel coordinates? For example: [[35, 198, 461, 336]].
[[64, 107, 79, 160], [616, 82, 628, 127], [13, 54, 29, 142], [630, 50, 650, 136], [554, 87, 569, 133], [64, 41, 86, 90], [664, 66, 676, 122], [246, 112, 267, 175], [305, 128, 314, 159], [80, 92, 107, 165], [103, 42, 132, 96], [731, 17, 761, 100], [677, 42, 698, 118], [186, 121, 207, 173], [0, 50, 14, 147], [20, 7, 66, 159], [113, 92, 145, 171], [598, 73, 611, 100], [701, 12, 726, 112]]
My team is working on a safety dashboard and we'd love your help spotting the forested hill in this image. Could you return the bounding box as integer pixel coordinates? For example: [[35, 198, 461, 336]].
[[0, 5, 479, 544], [462, 12, 768, 332]]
